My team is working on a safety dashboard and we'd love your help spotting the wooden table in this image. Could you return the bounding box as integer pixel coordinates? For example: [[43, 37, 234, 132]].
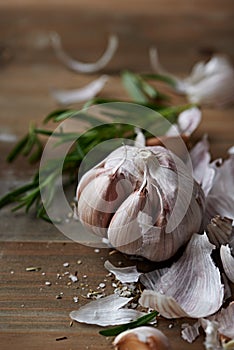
[[0, 1, 234, 349]]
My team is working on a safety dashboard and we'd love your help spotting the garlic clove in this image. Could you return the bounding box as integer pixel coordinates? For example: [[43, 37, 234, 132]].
[[113, 326, 172, 350], [139, 233, 224, 318], [78, 170, 132, 237], [107, 189, 150, 255], [76, 165, 106, 199]]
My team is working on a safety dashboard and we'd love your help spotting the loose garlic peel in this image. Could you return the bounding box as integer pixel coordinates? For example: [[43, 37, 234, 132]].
[[77, 145, 205, 262], [113, 327, 172, 350]]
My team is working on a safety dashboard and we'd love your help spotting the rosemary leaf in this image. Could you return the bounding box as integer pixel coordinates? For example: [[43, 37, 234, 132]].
[[142, 73, 178, 87], [0, 183, 36, 209], [99, 311, 158, 337], [6, 135, 29, 162], [43, 109, 78, 124], [121, 70, 149, 103]]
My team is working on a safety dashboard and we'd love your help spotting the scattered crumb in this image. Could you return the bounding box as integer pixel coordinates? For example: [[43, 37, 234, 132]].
[[69, 274, 78, 283], [26, 267, 41, 272], [73, 296, 79, 303], [63, 262, 70, 267], [94, 249, 100, 253], [45, 281, 51, 286]]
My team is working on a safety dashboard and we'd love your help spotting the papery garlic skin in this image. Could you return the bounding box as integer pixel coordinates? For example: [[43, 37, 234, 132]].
[[76, 145, 205, 261], [150, 49, 234, 107], [113, 326, 172, 350]]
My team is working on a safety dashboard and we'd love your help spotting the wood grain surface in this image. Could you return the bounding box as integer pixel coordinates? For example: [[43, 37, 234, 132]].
[[0, 1, 234, 349]]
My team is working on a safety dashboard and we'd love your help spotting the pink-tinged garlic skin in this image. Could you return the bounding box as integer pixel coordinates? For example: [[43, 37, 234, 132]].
[[139, 234, 224, 319], [113, 326, 172, 350], [77, 145, 205, 261]]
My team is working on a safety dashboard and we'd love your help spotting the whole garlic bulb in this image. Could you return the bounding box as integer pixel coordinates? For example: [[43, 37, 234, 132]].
[[76, 145, 205, 262]]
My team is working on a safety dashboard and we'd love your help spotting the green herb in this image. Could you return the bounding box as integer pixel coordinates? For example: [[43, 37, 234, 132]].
[[0, 70, 194, 220], [99, 311, 158, 337]]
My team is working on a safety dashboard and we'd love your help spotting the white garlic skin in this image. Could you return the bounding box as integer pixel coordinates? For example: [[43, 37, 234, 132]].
[[113, 326, 172, 350], [76, 145, 205, 261]]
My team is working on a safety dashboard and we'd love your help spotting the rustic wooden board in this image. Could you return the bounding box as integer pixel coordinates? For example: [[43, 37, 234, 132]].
[[0, 241, 205, 350], [0, 1, 234, 349]]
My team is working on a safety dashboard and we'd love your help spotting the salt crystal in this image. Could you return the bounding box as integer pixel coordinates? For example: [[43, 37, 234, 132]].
[[69, 274, 78, 283], [73, 296, 79, 303]]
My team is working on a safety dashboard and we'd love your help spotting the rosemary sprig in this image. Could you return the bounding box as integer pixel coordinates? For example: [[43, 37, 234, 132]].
[[99, 311, 158, 337], [0, 70, 194, 220]]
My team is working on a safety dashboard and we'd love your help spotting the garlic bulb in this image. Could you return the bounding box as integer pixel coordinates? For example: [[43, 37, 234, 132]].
[[113, 326, 172, 350], [76, 145, 205, 261]]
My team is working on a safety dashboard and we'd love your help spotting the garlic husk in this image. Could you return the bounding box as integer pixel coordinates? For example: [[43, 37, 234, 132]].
[[189, 135, 214, 194], [166, 107, 201, 137], [77, 145, 205, 261], [104, 260, 142, 283], [70, 294, 146, 326], [181, 320, 201, 343], [220, 245, 234, 283], [113, 326, 172, 350], [201, 319, 221, 350], [203, 149, 234, 227], [150, 48, 234, 107], [207, 216, 233, 248], [215, 302, 234, 340], [182, 302, 234, 346], [50, 75, 108, 105], [139, 233, 224, 318], [50, 32, 118, 73]]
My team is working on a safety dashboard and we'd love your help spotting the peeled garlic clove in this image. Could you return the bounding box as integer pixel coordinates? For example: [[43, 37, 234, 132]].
[[113, 326, 172, 350], [78, 170, 132, 237]]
